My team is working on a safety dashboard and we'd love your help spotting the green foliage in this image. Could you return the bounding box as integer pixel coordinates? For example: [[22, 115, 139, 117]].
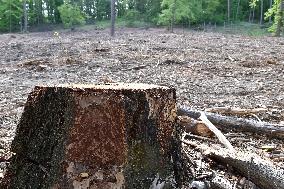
[[0, 0, 280, 35], [58, 3, 86, 28], [158, 0, 191, 25], [265, 0, 282, 34], [249, 0, 259, 8], [124, 9, 141, 26], [200, 0, 223, 23], [158, 0, 222, 26], [96, 0, 111, 20], [0, 0, 22, 32], [145, 0, 162, 23]]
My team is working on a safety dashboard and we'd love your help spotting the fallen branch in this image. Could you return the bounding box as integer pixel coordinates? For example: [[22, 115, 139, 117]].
[[183, 140, 284, 189], [178, 106, 284, 138], [207, 150, 284, 189], [205, 107, 267, 116]]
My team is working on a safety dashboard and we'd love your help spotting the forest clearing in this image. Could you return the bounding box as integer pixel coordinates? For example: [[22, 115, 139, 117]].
[[0, 27, 284, 188]]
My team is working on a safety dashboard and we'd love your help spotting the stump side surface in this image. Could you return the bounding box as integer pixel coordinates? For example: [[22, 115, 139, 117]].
[[3, 87, 76, 189], [3, 84, 180, 189]]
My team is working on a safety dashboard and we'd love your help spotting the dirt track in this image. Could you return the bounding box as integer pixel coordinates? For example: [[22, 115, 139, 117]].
[[0, 27, 284, 181]]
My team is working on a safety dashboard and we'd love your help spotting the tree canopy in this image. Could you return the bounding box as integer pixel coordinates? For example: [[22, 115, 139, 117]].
[[0, 0, 283, 35]]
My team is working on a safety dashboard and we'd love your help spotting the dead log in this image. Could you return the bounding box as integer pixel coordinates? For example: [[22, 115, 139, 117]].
[[183, 140, 284, 189], [178, 116, 214, 137], [2, 83, 183, 189], [207, 149, 284, 189], [178, 106, 284, 138], [205, 107, 268, 116]]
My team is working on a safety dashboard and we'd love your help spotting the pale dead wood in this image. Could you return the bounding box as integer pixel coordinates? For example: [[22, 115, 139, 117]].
[[207, 150, 284, 189], [178, 106, 284, 138], [205, 107, 268, 115], [183, 140, 284, 189], [199, 112, 235, 151]]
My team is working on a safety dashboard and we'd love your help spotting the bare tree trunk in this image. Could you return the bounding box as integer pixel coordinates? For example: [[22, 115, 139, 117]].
[[9, 0, 12, 32], [260, 0, 264, 25], [252, 7, 255, 23], [23, 0, 28, 33], [249, 9, 252, 22], [170, 0, 177, 33], [275, 0, 284, 36], [235, 0, 241, 20], [110, 0, 115, 36], [227, 0, 230, 21], [269, 0, 273, 23]]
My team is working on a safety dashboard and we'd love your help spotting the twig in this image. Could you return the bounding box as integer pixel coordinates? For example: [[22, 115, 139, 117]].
[[121, 65, 148, 71]]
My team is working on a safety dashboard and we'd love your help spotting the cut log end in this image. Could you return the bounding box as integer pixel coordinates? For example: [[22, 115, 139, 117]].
[[2, 83, 183, 189]]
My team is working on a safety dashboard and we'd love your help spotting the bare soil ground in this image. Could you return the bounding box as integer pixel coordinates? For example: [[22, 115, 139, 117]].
[[0, 27, 284, 187]]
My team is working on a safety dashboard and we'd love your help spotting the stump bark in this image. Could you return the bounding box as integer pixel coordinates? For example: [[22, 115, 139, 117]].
[[2, 83, 182, 189]]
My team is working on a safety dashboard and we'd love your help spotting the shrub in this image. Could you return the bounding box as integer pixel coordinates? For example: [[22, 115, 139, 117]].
[[124, 9, 141, 27], [58, 3, 85, 28]]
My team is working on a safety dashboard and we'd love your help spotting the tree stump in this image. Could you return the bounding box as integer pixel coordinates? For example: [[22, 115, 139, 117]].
[[2, 83, 182, 189]]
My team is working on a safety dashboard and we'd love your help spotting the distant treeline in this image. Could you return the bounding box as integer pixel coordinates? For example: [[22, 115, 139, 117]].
[[0, 0, 283, 35]]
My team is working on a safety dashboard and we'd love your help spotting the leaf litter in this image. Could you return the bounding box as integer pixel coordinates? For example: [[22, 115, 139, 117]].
[[0, 28, 283, 187]]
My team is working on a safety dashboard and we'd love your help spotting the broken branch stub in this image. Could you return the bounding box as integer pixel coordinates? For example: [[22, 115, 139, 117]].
[[2, 83, 183, 189]]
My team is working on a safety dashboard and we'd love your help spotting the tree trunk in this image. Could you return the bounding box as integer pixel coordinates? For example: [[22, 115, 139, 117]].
[[227, 0, 230, 21], [260, 0, 264, 25], [269, 0, 273, 23], [275, 0, 284, 37], [23, 0, 28, 33], [252, 7, 255, 23], [249, 9, 252, 22], [2, 84, 183, 189], [110, 0, 115, 36], [170, 0, 177, 33], [235, 0, 241, 20]]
